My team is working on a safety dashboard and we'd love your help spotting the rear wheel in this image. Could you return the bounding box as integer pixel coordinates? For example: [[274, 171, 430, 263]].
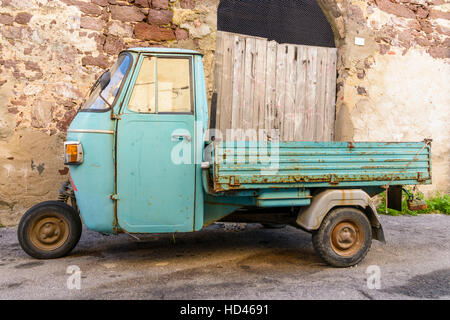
[[312, 207, 372, 267], [18, 201, 82, 259]]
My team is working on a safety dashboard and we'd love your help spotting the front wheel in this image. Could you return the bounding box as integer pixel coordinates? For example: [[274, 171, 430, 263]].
[[312, 207, 372, 268], [18, 201, 82, 259]]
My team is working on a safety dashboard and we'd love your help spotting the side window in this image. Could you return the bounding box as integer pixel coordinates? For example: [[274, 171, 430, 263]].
[[128, 56, 192, 113], [128, 57, 156, 113], [157, 58, 192, 113]]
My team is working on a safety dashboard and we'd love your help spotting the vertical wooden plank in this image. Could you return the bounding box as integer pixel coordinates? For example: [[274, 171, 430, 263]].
[[218, 32, 234, 136], [231, 34, 246, 140], [265, 40, 277, 139], [254, 38, 267, 138], [322, 47, 331, 141], [303, 46, 318, 141], [294, 45, 308, 141], [242, 37, 256, 140], [284, 45, 297, 141], [314, 47, 328, 141], [324, 48, 337, 141], [213, 31, 224, 133], [275, 44, 287, 140]]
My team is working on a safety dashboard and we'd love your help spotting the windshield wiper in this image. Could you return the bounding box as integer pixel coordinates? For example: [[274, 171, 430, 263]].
[[76, 69, 111, 113], [97, 70, 112, 108], [89, 70, 109, 95]]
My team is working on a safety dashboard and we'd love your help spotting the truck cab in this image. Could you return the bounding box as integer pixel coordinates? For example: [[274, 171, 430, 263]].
[[66, 48, 208, 234]]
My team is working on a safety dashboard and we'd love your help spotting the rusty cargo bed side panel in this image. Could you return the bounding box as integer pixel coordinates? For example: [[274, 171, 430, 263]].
[[209, 141, 432, 192]]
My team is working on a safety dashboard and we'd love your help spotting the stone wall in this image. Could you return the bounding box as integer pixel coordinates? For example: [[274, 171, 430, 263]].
[[0, 0, 448, 226], [317, 0, 449, 195], [0, 0, 219, 226]]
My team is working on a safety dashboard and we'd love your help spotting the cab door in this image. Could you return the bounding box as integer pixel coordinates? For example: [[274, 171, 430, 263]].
[[116, 55, 196, 233]]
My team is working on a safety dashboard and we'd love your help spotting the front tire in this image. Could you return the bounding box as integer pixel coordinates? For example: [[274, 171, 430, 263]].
[[312, 207, 372, 268], [18, 201, 82, 259]]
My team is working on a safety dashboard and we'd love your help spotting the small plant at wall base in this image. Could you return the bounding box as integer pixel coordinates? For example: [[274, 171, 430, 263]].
[[377, 191, 450, 216]]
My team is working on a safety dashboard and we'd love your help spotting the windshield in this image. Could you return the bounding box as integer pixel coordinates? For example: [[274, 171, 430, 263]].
[[81, 53, 131, 111]]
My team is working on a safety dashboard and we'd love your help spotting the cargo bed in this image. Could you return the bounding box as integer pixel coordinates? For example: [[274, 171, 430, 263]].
[[207, 141, 432, 192]]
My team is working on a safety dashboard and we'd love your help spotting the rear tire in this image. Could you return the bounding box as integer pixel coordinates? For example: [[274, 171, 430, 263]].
[[312, 207, 372, 268], [18, 201, 82, 259]]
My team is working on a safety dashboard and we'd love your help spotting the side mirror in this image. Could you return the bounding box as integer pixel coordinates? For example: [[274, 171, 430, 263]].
[[99, 70, 111, 90]]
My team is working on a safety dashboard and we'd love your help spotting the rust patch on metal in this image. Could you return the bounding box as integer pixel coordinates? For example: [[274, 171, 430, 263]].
[[229, 176, 240, 187], [58, 167, 69, 175], [348, 142, 355, 151], [407, 200, 427, 211], [329, 174, 340, 185]]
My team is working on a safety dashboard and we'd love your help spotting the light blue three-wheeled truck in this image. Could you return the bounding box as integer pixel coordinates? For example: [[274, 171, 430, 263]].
[[18, 48, 432, 267]]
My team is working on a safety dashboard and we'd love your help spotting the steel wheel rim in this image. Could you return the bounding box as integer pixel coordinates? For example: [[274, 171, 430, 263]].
[[29, 214, 70, 251], [330, 220, 364, 257]]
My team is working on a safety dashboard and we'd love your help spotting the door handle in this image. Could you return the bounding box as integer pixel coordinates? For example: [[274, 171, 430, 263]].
[[171, 134, 191, 142]]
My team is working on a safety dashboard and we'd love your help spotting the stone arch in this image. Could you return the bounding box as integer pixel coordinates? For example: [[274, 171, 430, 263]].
[[315, 1, 349, 141]]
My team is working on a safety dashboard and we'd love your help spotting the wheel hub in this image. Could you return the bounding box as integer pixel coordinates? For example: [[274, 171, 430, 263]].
[[330, 221, 364, 256], [29, 216, 69, 251]]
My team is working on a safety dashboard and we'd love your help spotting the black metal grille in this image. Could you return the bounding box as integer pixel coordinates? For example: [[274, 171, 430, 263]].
[[218, 0, 335, 48]]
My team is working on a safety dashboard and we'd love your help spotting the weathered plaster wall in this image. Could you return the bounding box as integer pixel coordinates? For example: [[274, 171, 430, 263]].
[[0, 0, 448, 225], [318, 0, 449, 195]]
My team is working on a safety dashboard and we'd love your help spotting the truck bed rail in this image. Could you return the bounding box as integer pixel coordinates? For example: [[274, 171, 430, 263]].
[[208, 141, 432, 192]]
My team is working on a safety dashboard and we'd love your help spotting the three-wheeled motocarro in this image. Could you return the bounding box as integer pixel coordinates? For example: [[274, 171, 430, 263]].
[[18, 48, 432, 267]]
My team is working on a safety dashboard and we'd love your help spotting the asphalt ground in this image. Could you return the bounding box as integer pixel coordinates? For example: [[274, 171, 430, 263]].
[[0, 214, 449, 300]]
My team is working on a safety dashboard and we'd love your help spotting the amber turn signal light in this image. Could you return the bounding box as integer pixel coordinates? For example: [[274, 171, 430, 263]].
[[64, 141, 83, 165]]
